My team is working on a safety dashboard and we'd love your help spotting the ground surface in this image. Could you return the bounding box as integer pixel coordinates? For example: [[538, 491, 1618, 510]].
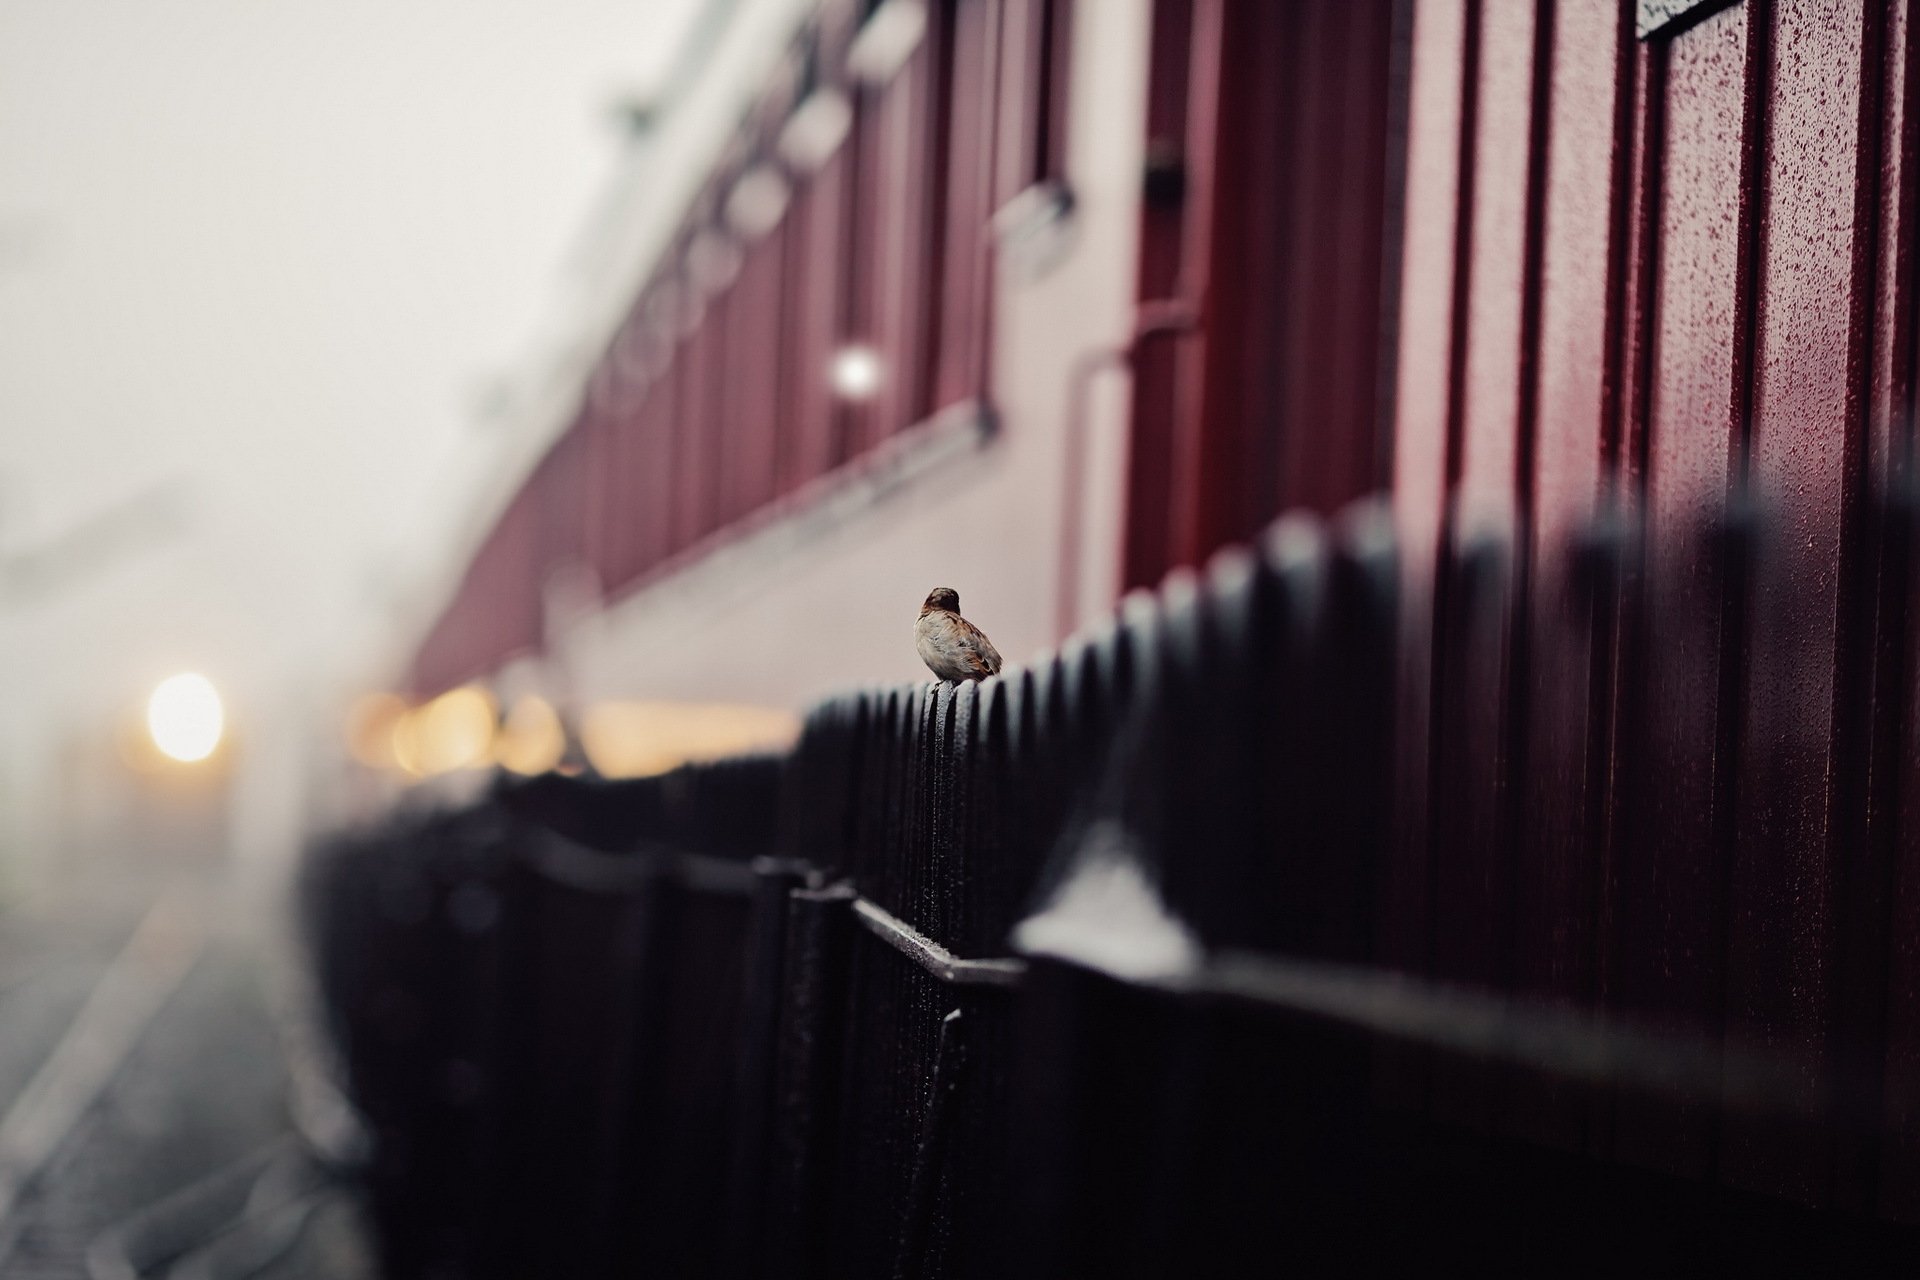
[[0, 861, 376, 1279]]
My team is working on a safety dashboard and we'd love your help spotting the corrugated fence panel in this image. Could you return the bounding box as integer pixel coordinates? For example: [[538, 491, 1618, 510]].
[[933, 0, 996, 411], [724, 230, 787, 527], [1380, 0, 1471, 1117], [1720, 0, 1879, 1206], [1426, 0, 1545, 1137], [1608, 1, 1761, 1182], [1506, 0, 1632, 1156], [1873, 0, 1920, 1224], [865, 3, 944, 442]]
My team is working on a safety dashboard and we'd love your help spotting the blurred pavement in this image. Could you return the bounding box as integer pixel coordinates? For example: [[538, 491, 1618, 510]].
[[0, 862, 374, 1279]]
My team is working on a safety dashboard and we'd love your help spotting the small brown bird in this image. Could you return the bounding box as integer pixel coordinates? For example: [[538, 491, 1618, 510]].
[[915, 587, 1003, 682]]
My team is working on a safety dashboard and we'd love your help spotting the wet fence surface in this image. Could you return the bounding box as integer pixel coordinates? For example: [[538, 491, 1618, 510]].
[[305, 494, 1920, 1276]]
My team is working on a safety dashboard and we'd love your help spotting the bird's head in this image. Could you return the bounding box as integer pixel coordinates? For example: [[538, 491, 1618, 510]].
[[922, 587, 960, 614]]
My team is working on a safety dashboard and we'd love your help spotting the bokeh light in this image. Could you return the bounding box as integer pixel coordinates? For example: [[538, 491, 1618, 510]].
[[146, 673, 224, 763], [345, 693, 409, 770], [390, 709, 425, 778], [411, 686, 497, 775], [828, 344, 883, 400], [580, 702, 800, 779], [494, 695, 567, 776]]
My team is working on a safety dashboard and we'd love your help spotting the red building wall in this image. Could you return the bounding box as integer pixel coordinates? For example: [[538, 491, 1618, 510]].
[[1121, 0, 1405, 589], [402, 0, 1920, 1224], [410, 0, 1146, 708], [1387, 0, 1920, 1218]]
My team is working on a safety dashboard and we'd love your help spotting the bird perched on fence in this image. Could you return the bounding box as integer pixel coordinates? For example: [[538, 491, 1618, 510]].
[[916, 587, 1003, 682]]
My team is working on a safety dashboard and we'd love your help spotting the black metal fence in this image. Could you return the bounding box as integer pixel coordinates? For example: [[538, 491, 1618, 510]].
[[304, 498, 1920, 1277]]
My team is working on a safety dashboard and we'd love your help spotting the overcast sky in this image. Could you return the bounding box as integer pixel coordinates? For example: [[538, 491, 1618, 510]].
[[0, 0, 698, 756]]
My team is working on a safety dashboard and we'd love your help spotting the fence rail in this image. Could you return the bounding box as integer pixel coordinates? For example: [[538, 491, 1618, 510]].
[[305, 491, 1920, 1276]]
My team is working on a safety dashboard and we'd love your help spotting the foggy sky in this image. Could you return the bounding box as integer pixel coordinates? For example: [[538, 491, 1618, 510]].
[[0, 0, 697, 758]]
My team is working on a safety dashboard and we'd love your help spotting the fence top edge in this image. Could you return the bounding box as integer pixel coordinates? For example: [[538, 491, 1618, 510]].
[[850, 895, 1026, 987]]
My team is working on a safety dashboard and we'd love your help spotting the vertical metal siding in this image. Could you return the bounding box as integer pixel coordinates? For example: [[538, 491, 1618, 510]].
[[411, 0, 1056, 691], [538, 423, 589, 598], [932, 0, 996, 409], [386, 0, 1920, 1248], [991, 0, 1048, 206], [1119, 0, 1194, 594], [1124, 0, 1401, 582], [1507, 0, 1633, 1155], [410, 482, 544, 695], [579, 374, 619, 595], [700, 281, 736, 537], [867, 19, 943, 440], [1378, 0, 1470, 1120], [1719, 0, 1876, 1206], [1423, 0, 1548, 1143], [1607, 6, 1757, 1182], [640, 345, 679, 581], [1380, 0, 1920, 1214], [725, 235, 785, 525], [788, 146, 856, 487], [1872, 0, 1920, 1222]]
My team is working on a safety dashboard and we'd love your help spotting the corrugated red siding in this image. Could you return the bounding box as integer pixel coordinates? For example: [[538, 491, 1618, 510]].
[[1877, 0, 1920, 1222], [1121, 0, 1403, 589], [932, 0, 996, 408], [412, 0, 1072, 695], [411, 471, 546, 696], [861, 11, 941, 444], [401, 0, 1920, 1229], [1386, 0, 1920, 1218]]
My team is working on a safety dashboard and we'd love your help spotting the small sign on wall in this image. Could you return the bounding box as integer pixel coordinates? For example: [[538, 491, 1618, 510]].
[[1638, 0, 1741, 39]]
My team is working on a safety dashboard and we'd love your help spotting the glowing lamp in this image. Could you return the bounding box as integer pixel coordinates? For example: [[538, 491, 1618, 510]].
[[147, 673, 224, 763], [828, 344, 884, 400]]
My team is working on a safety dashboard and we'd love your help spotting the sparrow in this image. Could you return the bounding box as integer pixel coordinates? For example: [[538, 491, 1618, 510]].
[[915, 587, 1003, 682]]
